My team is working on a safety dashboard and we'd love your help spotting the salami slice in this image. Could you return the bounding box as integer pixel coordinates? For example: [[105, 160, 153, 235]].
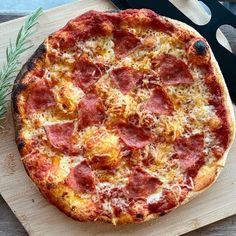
[[44, 121, 78, 155], [113, 30, 141, 59], [110, 67, 142, 94], [126, 167, 162, 199], [173, 133, 205, 177], [73, 55, 104, 91], [66, 160, 95, 193], [26, 80, 55, 114], [141, 85, 174, 115], [117, 123, 153, 149], [77, 93, 106, 130], [157, 54, 193, 85]]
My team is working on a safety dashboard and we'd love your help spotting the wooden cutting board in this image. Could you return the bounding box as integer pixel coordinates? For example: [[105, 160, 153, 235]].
[[0, 0, 235, 235]]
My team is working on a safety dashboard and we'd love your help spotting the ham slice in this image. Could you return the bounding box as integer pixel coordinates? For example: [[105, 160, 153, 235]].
[[73, 55, 104, 91], [173, 133, 205, 178]]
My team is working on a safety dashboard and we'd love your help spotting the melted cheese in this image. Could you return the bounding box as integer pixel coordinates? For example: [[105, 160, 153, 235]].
[[106, 89, 138, 124], [83, 127, 121, 169], [53, 81, 84, 117], [155, 111, 187, 142], [147, 191, 162, 204], [78, 36, 115, 62]]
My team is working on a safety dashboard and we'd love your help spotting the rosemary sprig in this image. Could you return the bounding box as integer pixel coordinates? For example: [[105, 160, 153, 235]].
[[0, 7, 43, 119]]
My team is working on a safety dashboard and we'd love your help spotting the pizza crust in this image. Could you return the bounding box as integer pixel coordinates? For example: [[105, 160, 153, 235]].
[[12, 10, 235, 224], [12, 43, 47, 156]]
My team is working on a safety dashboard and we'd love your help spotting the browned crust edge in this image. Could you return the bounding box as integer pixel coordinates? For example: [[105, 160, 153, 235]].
[[11, 43, 46, 155]]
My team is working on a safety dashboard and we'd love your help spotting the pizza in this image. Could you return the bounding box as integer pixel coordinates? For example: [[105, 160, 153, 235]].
[[12, 9, 235, 224]]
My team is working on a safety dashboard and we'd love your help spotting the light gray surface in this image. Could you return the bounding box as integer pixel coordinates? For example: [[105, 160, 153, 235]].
[[0, 195, 28, 236], [0, 11, 236, 236]]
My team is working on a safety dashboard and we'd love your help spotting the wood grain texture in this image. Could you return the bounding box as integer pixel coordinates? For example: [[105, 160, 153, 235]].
[[0, 1, 236, 236], [2, 195, 236, 236]]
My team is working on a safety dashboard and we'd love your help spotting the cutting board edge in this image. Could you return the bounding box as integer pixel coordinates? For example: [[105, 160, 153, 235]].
[[1, 185, 236, 236], [0, 0, 236, 235]]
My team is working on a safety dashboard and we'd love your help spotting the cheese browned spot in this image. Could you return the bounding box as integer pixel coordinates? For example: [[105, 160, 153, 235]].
[[23, 152, 52, 182], [84, 128, 121, 170]]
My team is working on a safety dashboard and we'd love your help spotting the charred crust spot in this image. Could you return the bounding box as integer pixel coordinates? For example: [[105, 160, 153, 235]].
[[17, 139, 25, 151], [13, 82, 27, 96], [27, 43, 46, 71], [159, 212, 166, 216], [12, 43, 46, 113], [34, 43, 46, 59], [12, 83, 27, 113], [193, 40, 208, 56], [46, 182, 56, 190], [61, 192, 68, 198], [136, 213, 144, 219], [27, 60, 35, 71]]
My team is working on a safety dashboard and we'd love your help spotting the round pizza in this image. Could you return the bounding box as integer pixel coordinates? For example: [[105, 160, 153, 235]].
[[12, 9, 235, 224]]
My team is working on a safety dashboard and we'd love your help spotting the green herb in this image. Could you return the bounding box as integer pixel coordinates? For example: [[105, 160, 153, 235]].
[[0, 7, 43, 119]]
